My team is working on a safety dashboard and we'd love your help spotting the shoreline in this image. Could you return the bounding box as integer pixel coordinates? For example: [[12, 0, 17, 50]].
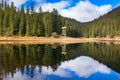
[[0, 36, 120, 44]]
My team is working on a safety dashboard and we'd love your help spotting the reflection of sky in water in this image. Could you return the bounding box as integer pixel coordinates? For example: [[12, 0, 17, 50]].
[[3, 56, 120, 80]]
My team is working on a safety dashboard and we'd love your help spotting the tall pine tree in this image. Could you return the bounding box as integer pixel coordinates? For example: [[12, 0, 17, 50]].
[[19, 4, 25, 36], [9, 2, 14, 36]]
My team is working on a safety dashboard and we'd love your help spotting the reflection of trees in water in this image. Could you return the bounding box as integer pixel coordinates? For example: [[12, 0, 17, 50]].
[[65, 43, 120, 73], [0, 44, 63, 78], [0, 43, 120, 78]]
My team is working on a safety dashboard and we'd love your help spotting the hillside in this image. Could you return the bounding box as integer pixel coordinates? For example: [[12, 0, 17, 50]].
[[0, 1, 120, 38], [77, 6, 120, 38]]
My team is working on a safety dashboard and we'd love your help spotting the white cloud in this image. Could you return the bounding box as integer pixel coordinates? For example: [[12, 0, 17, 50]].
[[8, 0, 28, 7], [1, 0, 112, 22], [36, 0, 112, 22], [59, 56, 110, 78], [3, 71, 46, 80], [0, 0, 27, 7], [36, 0, 70, 12], [0, 0, 44, 7], [41, 66, 72, 78], [60, 0, 112, 22], [41, 56, 110, 78]]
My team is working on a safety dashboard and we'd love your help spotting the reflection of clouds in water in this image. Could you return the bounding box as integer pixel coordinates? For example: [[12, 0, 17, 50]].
[[41, 66, 72, 78], [60, 56, 110, 78], [3, 56, 111, 80], [41, 56, 110, 78], [3, 71, 46, 80], [3, 68, 45, 80], [3, 72, 28, 80]]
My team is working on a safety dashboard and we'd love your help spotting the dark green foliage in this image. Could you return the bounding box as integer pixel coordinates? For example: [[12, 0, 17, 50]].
[[43, 12, 53, 36], [2, 2, 9, 36], [52, 9, 62, 35], [0, 1, 65, 37], [0, 3, 3, 35], [32, 13, 38, 36], [37, 12, 44, 36], [0, 1, 120, 37], [14, 8, 20, 35], [9, 2, 14, 36], [59, 6, 120, 38], [26, 6, 30, 36], [78, 6, 120, 38], [19, 4, 25, 36]]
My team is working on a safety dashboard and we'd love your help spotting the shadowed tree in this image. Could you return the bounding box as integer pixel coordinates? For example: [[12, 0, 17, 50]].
[[19, 4, 26, 36]]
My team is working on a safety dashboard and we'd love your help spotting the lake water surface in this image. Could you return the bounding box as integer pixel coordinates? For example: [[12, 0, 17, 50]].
[[0, 43, 120, 80]]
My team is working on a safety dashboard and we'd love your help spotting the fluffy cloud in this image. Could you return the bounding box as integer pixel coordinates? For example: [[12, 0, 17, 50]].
[[7, 0, 27, 7], [0, 0, 112, 22], [60, 0, 112, 22], [3, 71, 46, 80], [0, 0, 27, 7], [41, 56, 110, 78], [0, 0, 44, 7], [37, 0, 111, 22], [59, 56, 110, 78], [36, 0, 70, 12]]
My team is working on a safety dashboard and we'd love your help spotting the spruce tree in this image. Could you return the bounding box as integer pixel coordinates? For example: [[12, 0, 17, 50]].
[[26, 6, 30, 36], [0, 3, 2, 35], [9, 2, 14, 36], [43, 13, 53, 37], [32, 14, 38, 36], [14, 8, 20, 35], [19, 4, 25, 36], [30, 2, 35, 36], [37, 9, 44, 36], [2, 1, 9, 36], [39, 6, 42, 13]]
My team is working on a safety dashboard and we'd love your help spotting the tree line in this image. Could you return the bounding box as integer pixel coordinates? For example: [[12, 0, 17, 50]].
[[0, 1, 65, 37], [66, 6, 120, 38], [0, 1, 120, 37]]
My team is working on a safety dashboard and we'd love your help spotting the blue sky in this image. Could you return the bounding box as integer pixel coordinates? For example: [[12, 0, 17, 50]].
[[90, 0, 120, 7], [2, 0, 120, 22], [45, 0, 120, 8]]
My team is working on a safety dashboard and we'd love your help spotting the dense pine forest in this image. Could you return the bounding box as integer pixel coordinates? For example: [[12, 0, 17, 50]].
[[67, 6, 120, 38], [0, 1, 65, 37], [0, 1, 120, 37], [79, 6, 120, 38]]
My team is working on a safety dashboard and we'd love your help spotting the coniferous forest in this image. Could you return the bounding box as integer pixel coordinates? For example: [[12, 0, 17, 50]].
[[0, 1, 120, 37], [0, 1, 64, 37], [67, 6, 120, 38]]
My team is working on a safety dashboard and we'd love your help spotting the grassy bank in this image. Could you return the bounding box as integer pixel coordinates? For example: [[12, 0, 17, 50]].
[[0, 36, 120, 44]]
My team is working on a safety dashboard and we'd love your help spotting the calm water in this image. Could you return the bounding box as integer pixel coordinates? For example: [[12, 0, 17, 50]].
[[0, 43, 120, 80]]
